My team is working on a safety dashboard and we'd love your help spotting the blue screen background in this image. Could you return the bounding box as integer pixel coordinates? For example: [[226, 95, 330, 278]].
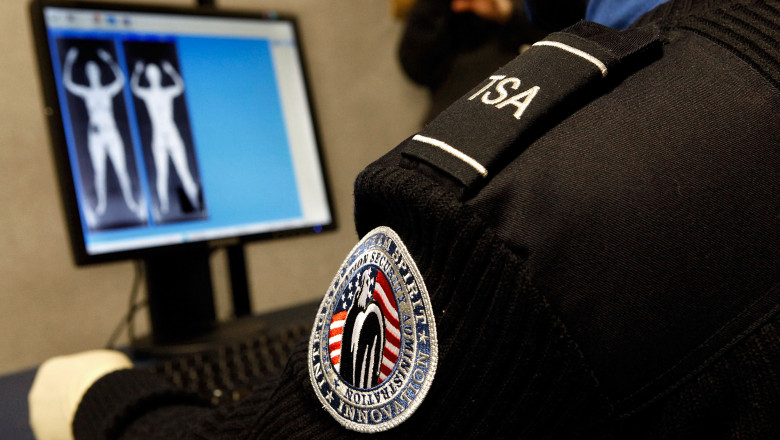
[[176, 36, 302, 230]]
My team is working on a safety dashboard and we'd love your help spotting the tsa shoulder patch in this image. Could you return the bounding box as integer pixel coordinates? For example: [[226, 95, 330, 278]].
[[308, 226, 438, 433]]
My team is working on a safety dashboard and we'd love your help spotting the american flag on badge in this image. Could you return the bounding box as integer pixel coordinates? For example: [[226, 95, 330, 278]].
[[308, 226, 438, 432], [329, 268, 400, 385]]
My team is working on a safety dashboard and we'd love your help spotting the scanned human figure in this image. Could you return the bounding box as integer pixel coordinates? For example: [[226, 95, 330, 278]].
[[131, 60, 200, 214], [63, 47, 143, 219]]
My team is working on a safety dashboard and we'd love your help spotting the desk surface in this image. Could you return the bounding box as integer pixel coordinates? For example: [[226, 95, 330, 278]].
[[0, 367, 36, 440]]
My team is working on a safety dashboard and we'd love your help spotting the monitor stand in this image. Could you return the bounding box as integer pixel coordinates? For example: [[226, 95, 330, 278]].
[[131, 244, 319, 359], [226, 244, 251, 318], [131, 245, 218, 357]]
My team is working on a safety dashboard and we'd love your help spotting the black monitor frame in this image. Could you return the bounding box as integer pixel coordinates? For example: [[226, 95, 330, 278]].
[[29, 0, 336, 354]]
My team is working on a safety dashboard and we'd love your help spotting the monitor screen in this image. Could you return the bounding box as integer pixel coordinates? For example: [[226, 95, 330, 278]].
[[31, 1, 334, 265]]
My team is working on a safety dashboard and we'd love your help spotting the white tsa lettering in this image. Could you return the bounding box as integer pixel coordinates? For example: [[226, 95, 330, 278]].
[[468, 74, 540, 120], [468, 75, 506, 101]]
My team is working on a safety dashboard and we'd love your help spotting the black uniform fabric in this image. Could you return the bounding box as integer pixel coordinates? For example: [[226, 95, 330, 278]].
[[74, 0, 779, 438]]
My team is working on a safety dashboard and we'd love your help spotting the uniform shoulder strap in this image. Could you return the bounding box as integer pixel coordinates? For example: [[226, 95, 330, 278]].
[[402, 21, 661, 196]]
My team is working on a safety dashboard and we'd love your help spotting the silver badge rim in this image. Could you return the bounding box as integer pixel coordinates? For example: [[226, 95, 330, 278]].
[[308, 226, 438, 433]]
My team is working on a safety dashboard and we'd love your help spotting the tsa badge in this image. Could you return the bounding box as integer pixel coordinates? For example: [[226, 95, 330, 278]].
[[309, 226, 438, 432]]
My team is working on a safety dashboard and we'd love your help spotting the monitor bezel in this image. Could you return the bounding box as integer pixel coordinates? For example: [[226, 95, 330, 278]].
[[29, 0, 337, 266]]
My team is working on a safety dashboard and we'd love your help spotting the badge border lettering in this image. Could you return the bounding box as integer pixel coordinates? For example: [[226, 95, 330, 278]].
[[308, 226, 438, 433]]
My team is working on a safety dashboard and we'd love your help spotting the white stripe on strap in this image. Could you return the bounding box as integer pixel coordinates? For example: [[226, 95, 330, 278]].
[[412, 134, 488, 178], [532, 41, 608, 77]]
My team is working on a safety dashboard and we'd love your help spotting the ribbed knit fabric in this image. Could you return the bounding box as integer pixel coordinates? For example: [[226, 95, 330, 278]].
[[351, 164, 614, 439], [73, 369, 210, 439], [615, 311, 780, 438], [637, 0, 780, 88]]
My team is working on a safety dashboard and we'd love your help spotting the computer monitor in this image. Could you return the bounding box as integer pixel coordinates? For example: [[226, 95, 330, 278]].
[[29, 0, 335, 352]]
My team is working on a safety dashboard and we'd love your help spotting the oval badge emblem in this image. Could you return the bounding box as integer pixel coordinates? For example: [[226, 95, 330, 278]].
[[309, 226, 438, 432]]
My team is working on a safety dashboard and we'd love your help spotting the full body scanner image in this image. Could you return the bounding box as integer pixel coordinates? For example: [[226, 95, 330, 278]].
[[63, 47, 145, 224], [131, 60, 201, 217]]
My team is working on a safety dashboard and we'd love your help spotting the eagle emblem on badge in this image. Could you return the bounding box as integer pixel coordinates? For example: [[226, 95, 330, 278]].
[[309, 226, 438, 432]]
